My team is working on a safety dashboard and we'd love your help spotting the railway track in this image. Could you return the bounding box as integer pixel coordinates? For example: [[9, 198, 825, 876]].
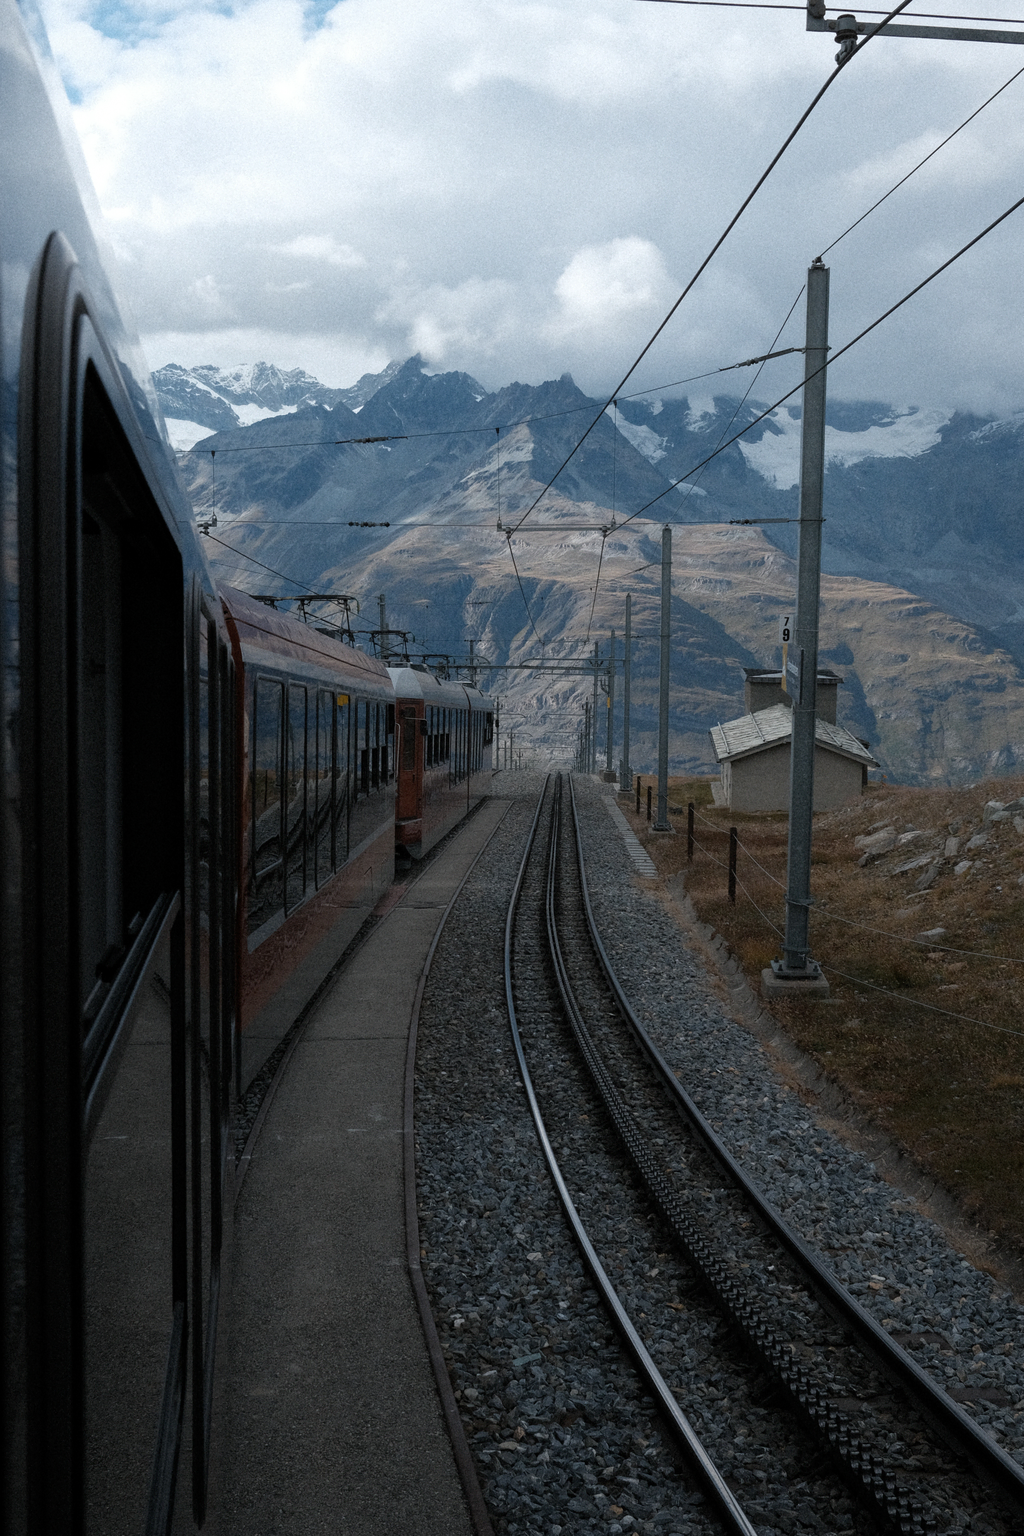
[[504, 773, 1024, 1536]]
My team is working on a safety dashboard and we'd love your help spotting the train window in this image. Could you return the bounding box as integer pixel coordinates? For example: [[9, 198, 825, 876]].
[[484, 710, 494, 747], [370, 701, 380, 790], [359, 700, 370, 795], [285, 685, 308, 912], [386, 703, 396, 780], [249, 678, 284, 936]]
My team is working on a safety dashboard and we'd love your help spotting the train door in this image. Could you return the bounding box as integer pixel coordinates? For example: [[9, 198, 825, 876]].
[[397, 700, 421, 823]]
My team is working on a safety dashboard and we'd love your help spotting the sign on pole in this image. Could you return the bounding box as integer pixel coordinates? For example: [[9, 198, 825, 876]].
[[778, 612, 793, 692]]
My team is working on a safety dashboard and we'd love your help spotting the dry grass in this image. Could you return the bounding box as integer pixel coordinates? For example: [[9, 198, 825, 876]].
[[621, 773, 1024, 1258]]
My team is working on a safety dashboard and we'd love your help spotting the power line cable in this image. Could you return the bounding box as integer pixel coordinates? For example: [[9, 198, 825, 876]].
[[692, 804, 1024, 962], [636, 1, 1024, 18], [508, 0, 916, 537], [614, 183, 1024, 528], [586, 287, 804, 620], [816, 961, 1024, 1039], [201, 531, 353, 623], [178, 349, 827, 462], [819, 58, 1024, 257]]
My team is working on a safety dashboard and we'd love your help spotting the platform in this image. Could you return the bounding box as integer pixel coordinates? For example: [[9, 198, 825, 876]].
[[222, 797, 510, 1536]]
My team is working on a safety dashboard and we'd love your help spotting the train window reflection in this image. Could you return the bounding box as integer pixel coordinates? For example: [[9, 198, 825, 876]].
[[285, 685, 308, 912], [249, 679, 283, 935], [315, 690, 334, 887]]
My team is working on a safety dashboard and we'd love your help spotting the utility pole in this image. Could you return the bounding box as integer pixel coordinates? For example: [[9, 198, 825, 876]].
[[764, 259, 831, 998], [590, 642, 600, 774], [652, 525, 672, 831], [605, 630, 615, 776], [620, 595, 632, 791]]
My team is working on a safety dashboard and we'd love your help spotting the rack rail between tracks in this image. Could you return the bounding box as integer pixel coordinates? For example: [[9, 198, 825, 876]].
[[504, 772, 1024, 1535]]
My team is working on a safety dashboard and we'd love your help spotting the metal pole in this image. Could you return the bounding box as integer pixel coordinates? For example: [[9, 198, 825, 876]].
[[605, 630, 615, 775], [591, 643, 599, 774], [653, 525, 672, 830], [378, 593, 388, 662], [620, 594, 632, 790], [768, 259, 830, 995]]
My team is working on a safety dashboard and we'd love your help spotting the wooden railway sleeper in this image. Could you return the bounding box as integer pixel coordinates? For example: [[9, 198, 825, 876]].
[[545, 777, 937, 1536]]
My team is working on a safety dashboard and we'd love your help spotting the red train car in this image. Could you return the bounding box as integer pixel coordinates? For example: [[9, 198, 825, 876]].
[[389, 665, 494, 859], [222, 587, 397, 1088]]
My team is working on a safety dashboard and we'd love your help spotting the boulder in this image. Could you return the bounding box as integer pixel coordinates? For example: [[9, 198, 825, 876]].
[[855, 826, 896, 865]]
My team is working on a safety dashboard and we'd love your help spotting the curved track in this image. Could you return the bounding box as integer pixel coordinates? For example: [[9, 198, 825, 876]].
[[505, 773, 1024, 1536]]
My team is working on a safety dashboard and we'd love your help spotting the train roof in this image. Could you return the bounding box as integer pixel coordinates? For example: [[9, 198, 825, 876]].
[[387, 665, 491, 711], [222, 586, 393, 690]]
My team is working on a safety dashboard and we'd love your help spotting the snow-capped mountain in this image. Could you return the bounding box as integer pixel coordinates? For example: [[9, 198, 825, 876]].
[[162, 353, 1024, 782], [153, 360, 371, 449]]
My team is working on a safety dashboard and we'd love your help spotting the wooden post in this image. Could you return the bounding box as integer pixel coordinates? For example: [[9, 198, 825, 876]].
[[687, 802, 694, 863], [646, 785, 652, 823], [729, 826, 738, 904]]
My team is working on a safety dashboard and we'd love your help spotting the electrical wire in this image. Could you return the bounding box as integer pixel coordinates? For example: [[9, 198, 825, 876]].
[[504, 536, 543, 645], [585, 535, 609, 644], [586, 288, 805, 620], [636, 0, 1024, 17], [508, 0, 916, 537], [201, 531, 351, 622], [692, 804, 1024, 962], [614, 182, 1024, 529], [819, 59, 1024, 257], [686, 826, 1024, 1037], [816, 962, 1024, 1039], [177, 350, 830, 463]]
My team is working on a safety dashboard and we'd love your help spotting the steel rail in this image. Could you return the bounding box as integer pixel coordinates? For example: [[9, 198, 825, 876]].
[[567, 774, 1024, 1520], [554, 780, 931, 1533], [504, 778, 759, 1536]]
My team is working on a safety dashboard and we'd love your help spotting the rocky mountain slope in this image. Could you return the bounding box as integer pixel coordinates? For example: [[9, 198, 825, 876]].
[[170, 356, 1024, 784]]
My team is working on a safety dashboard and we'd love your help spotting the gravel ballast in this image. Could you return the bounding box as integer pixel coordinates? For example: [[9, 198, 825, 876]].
[[414, 773, 1024, 1536]]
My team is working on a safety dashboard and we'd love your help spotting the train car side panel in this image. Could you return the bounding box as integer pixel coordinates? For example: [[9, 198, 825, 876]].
[[222, 589, 396, 1090]]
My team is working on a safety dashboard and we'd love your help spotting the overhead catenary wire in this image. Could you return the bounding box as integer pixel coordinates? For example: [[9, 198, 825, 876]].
[[583, 285, 810, 620], [614, 183, 1024, 529], [201, 531, 353, 623], [508, 0, 917, 537], [178, 348, 832, 463], [819, 58, 1024, 257], [636, 0, 1024, 17]]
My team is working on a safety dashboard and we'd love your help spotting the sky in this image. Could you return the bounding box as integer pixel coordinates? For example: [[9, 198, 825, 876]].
[[35, 0, 1024, 412]]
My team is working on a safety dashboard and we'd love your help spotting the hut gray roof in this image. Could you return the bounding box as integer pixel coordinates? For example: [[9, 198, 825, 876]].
[[709, 704, 878, 767]]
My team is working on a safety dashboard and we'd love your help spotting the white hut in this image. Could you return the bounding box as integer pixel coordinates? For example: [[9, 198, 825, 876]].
[[709, 703, 877, 813]]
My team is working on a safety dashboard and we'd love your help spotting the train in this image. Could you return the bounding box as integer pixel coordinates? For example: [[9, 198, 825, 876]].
[[0, 7, 493, 1533]]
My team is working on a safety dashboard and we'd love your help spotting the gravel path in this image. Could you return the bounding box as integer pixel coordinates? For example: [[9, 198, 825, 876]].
[[414, 774, 1024, 1536]]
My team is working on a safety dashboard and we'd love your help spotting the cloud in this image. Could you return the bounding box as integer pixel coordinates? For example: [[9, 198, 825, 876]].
[[548, 238, 675, 338], [273, 234, 366, 267], [35, 0, 1024, 409]]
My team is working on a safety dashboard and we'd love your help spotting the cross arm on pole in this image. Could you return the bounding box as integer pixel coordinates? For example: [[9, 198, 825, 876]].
[[807, 1, 1024, 45]]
